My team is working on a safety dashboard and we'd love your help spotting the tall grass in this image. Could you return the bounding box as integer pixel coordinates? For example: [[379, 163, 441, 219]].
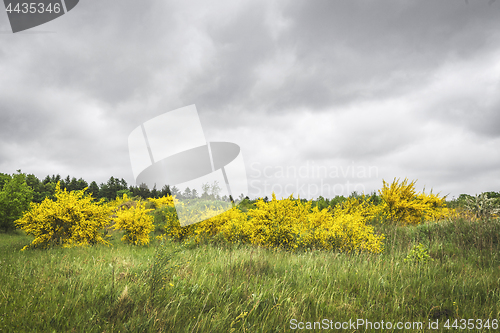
[[1, 217, 500, 332]]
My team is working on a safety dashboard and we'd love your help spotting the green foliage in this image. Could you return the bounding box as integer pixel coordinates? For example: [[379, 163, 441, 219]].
[[156, 204, 195, 242], [99, 177, 129, 201], [129, 183, 151, 200], [87, 181, 100, 198], [116, 189, 133, 199], [0, 171, 34, 232], [0, 172, 11, 190], [152, 206, 175, 233], [404, 243, 434, 264], [148, 243, 181, 302], [25, 174, 56, 203], [236, 197, 257, 213], [328, 195, 348, 210], [313, 196, 330, 211], [456, 194, 474, 208]]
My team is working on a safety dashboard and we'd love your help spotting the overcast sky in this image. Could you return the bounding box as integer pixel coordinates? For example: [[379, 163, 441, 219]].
[[1, 0, 499, 200]]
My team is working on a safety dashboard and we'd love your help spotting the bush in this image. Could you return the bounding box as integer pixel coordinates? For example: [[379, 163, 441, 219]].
[[378, 178, 451, 226], [156, 193, 384, 253], [0, 171, 33, 232], [147, 195, 178, 210], [247, 194, 384, 252], [156, 204, 194, 242], [15, 182, 112, 249], [404, 243, 434, 264], [248, 194, 310, 250], [464, 193, 500, 220], [329, 197, 385, 253], [195, 207, 251, 244], [112, 194, 155, 245]]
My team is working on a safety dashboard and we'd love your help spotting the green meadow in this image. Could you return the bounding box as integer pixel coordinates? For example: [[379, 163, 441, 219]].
[[1, 216, 499, 332]]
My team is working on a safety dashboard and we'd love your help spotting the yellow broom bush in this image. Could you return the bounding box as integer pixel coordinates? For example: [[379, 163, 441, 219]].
[[247, 194, 309, 250], [155, 200, 195, 242], [193, 207, 251, 244], [156, 199, 236, 241], [219, 208, 254, 244], [378, 178, 452, 225], [156, 193, 384, 253], [112, 194, 155, 245], [330, 201, 385, 253], [147, 195, 178, 209], [15, 182, 112, 250]]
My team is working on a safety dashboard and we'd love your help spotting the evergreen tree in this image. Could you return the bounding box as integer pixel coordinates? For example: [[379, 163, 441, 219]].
[[88, 181, 100, 198], [160, 185, 171, 197], [68, 177, 78, 191], [98, 176, 128, 200], [24, 174, 55, 203], [44, 174, 61, 185], [130, 183, 151, 199], [170, 186, 181, 199], [42, 175, 51, 185], [25, 174, 43, 203], [139, 183, 151, 199], [61, 175, 71, 190], [183, 187, 192, 199], [151, 185, 159, 199], [76, 178, 88, 191]]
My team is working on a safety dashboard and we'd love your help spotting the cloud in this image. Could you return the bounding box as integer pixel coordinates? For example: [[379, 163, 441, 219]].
[[0, 0, 499, 198]]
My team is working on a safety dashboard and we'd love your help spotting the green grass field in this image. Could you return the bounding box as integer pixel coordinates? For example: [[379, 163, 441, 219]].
[[1, 217, 500, 332]]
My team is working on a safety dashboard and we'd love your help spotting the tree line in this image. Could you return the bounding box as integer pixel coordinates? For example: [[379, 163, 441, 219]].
[[0, 171, 176, 203], [0, 170, 243, 231], [0, 171, 249, 204]]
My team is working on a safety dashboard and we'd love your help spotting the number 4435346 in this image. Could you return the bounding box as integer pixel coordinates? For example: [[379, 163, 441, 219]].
[[444, 319, 498, 330], [5, 2, 61, 14]]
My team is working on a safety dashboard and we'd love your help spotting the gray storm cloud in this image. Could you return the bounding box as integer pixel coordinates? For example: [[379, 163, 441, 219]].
[[0, 0, 499, 199]]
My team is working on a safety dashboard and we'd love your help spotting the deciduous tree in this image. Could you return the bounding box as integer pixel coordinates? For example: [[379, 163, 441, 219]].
[[0, 171, 34, 232]]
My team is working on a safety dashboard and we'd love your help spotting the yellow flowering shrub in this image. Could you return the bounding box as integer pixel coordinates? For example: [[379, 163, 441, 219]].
[[15, 182, 112, 250], [156, 201, 195, 241], [195, 207, 251, 244], [293, 206, 338, 250], [112, 194, 155, 245], [148, 195, 178, 209], [156, 199, 236, 241], [416, 191, 454, 221], [378, 178, 451, 225], [155, 193, 384, 253], [330, 204, 385, 253], [248, 194, 309, 250], [336, 196, 380, 220], [246, 194, 384, 253]]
